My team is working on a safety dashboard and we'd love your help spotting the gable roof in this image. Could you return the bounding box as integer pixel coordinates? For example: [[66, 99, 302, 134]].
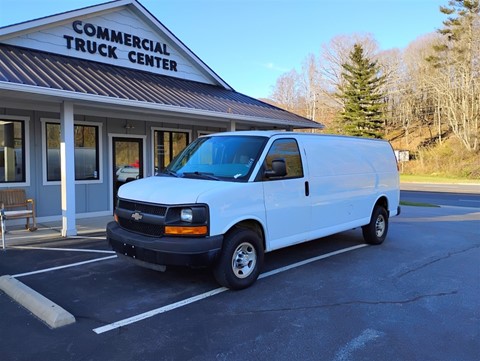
[[0, 0, 231, 88], [0, 0, 323, 129]]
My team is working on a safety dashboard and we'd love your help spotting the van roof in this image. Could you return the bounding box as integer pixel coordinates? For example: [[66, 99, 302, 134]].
[[205, 131, 388, 143], [206, 130, 285, 138]]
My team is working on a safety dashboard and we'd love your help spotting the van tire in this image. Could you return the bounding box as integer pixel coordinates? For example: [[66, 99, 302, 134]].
[[213, 228, 263, 290], [362, 206, 388, 245]]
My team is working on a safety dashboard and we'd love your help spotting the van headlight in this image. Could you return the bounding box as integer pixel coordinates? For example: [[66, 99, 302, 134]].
[[167, 206, 207, 224], [181, 208, 193, 223], [165, 205, 209, 236], [178, 206, 207, 223]]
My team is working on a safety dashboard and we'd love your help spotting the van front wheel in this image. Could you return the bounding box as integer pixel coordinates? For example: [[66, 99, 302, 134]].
[[213, 228, 264, 290], [362, 206, 388, 245]]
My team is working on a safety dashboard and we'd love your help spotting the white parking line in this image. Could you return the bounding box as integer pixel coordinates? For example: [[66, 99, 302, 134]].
[[13, 255, 117, 278], [258, 244, 368, 280], [93, 244, 368, 334], [93, 287, 228, 334]]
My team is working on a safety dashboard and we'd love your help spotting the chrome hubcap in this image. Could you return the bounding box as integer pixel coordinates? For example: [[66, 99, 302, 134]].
[[232, 242, 257, 279], [375, 215, 386, 237]]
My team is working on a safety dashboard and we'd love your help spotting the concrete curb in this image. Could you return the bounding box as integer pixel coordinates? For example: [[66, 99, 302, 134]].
[[0, 275, 75, 329]]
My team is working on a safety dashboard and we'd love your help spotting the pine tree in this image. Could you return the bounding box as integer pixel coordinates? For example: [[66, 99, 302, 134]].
[[336, 43, 386, 138]]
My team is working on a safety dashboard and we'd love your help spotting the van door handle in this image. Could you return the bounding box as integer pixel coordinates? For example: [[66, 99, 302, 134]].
[[305, 181, 310, 197]]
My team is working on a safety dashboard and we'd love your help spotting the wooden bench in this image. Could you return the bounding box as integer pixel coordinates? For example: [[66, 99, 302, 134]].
[[0, 189, 37, 248]]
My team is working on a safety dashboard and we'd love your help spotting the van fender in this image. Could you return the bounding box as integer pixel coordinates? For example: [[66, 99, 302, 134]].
[[372, 193, 400, 218], [368, 194, 400, 221], [221, 216, 267, 251], [371, 195, 389, 218], [369, 194, 396, 218]]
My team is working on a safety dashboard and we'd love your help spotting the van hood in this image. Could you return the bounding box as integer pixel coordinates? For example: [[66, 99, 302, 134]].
[[117, 176, 223, 205]]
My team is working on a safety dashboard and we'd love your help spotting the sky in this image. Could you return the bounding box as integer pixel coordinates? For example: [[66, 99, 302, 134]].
[[0, 0, 448, 99]]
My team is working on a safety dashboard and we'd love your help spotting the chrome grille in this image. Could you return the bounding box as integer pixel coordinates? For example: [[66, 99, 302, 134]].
[[116, 199, 166, 237], [118, 199, 167, 216]]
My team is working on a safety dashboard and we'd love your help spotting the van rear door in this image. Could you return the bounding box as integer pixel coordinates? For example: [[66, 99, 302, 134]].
[[260, 138, 311, 251]]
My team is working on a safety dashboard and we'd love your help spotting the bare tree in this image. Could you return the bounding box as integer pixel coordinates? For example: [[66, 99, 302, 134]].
[[270, 69, 301, 113], [404, 34, 443, 144], [298, 54, 320, 120], [377, 48, 403, 135], [427, 0, 480, 151]]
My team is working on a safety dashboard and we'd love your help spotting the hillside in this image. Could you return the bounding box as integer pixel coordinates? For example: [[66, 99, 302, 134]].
[[386, 127, 479, 179]]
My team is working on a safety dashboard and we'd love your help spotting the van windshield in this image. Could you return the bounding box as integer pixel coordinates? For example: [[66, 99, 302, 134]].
[[164, 135, 267, 181]]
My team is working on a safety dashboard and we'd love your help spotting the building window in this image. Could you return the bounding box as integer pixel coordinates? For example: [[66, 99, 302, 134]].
[[46, 122, 100, 181], [154, 130, 189, 173], [0, 119, 25, 183]]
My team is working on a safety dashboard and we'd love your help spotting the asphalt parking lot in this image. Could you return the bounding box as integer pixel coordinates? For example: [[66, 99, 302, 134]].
[[1, 205, 479, 361]]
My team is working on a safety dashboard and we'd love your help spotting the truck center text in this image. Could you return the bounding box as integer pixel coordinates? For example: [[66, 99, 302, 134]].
[[64, 20, 177, 72]]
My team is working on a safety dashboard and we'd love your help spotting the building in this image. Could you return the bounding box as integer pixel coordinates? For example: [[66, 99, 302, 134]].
[[0, 0, 322, 236]]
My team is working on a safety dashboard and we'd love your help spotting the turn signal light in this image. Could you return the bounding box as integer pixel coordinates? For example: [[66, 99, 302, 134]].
[[164, 225, 207, 236]]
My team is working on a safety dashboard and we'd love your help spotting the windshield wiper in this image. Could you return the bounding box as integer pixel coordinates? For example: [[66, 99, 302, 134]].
[[160, 169, 180, 178], [183, 171, 220, 181]]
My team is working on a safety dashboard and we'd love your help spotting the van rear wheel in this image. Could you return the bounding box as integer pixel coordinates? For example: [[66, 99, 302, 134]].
[[213, 228, 263, 290], [362, 206, 388, 245]]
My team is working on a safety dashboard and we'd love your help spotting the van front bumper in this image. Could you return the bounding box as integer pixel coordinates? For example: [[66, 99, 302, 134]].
[[106, 221, 223, 268]]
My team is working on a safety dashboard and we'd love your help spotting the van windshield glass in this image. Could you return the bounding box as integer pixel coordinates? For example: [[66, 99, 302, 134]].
[[164, 135, 267, 181]]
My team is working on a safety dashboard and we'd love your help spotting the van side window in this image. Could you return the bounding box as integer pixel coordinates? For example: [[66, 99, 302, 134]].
[[263, 139, 303, 180]]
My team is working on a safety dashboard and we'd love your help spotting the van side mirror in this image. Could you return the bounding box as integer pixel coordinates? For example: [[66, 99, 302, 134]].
[[264, 159, 287, 178]]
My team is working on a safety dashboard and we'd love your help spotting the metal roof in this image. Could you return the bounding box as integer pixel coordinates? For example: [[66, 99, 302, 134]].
[[0, 44, 322, 129]]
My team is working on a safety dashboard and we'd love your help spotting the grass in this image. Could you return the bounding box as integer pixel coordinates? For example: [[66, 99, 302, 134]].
[[400, 200, 440, 208]]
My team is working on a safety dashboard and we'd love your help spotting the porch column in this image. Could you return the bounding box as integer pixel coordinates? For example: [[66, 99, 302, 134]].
[[229, 120, 236, 131], [60, 101, 77, 237]]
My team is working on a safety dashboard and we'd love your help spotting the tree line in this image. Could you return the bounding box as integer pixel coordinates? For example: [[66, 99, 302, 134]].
[[269, 0, 479, 154]]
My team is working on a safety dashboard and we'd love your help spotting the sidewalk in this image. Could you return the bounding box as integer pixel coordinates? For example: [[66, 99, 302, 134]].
[[1, 215, 114, 248]]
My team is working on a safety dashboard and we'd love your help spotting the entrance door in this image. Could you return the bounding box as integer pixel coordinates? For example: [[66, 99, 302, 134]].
[[112, 137, 144, 209]]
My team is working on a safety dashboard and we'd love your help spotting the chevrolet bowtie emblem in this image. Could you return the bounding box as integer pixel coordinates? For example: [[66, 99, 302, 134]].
[[131, 212, 143, 221]]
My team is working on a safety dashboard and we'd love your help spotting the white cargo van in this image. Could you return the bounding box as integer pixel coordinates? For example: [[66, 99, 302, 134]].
[[107, 131, 400, 289]]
